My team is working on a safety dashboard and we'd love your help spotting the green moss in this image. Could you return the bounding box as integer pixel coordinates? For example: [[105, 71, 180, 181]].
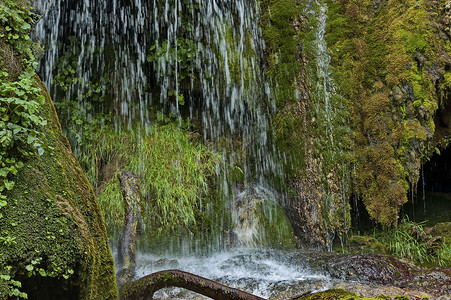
[[340, 235, 390, 255], [294, 289, 393, 300], [0, 1, 116, 298], [324, 0, 448, 226], [295, 289, 409, 300], [257, 199, 296, 249], [261, 0, 301, 107], [0, 76, 117, 298]]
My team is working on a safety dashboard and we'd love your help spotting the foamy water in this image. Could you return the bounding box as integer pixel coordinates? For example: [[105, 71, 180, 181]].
[[130, 248, 332, 299]]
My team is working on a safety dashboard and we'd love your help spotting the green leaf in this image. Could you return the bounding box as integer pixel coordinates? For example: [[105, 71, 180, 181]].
[[37, 147, 44, 156], [21, 22, 31, 30], [0, 275, 11, 281], [15, 89, 25, 97], [38, 269, 46, 277], [0, 168, 9, 177], [25, 265, 33, 272], [4, 180, 14, 190], [27, 136, 38, 144]]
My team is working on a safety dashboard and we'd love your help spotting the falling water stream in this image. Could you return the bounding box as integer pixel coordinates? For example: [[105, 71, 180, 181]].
[[33, 0, 339, 296]]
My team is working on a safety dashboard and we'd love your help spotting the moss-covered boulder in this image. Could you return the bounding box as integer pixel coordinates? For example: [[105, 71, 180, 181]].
[[0, 75, 118, 299], [293, 289, 364, 300], [340, 235, 389, 255], [0, 1, 117, 298]]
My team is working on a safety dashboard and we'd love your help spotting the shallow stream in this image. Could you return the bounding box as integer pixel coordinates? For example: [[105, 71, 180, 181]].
[[129, 248, 333, 299]]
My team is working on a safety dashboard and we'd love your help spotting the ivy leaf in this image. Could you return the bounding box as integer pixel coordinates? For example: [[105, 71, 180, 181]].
[[25, 265, 33, 272], [0, 200, 7, 208], [4, 180, 14, 190], [15, 89, 25, 97], [37, 147, 44, 156], [0, 168, 9, 177], [21, 22, 31, 30], [27, 136, 38, 144]]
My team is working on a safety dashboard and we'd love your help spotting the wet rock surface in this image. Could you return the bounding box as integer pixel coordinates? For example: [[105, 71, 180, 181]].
[[297, 251, 451, 297], [131, 249, 451, 299]]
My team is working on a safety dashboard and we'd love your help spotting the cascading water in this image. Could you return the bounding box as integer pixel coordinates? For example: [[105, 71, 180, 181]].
[[308, 0, 351, 250], [32, 0, 348, 296], [130, 249, 332, 299], [34, 0, 150, 132], [146, 0, 288, 247], [313, 2, 334, 138], [35, 0, 291, 251]]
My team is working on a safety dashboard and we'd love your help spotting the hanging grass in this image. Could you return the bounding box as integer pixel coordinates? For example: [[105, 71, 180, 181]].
[[79, 119, 221, 235]]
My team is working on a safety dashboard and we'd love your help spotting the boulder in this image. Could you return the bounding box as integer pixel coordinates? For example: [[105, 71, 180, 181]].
[[0, 77, 118, 298]]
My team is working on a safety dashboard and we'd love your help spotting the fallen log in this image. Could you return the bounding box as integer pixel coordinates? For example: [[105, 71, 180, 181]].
[[119, 269, 266, 300]]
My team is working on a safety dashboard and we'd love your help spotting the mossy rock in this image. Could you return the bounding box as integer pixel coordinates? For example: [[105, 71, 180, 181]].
[[347, 235, 390, 255], [0, 77, 118, 299], [428, 222, 451, 242], [294, 289, 391, 300]]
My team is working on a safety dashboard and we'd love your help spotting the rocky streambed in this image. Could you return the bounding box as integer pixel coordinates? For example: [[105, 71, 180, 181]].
[[126, 248, 451, 299]]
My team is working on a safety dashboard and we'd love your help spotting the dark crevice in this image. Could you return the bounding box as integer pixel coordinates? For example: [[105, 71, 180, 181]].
[[422, 146, 451, 193], [403, 146, 451, 225]]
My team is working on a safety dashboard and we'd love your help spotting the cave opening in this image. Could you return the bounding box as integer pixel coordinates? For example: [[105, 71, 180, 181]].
[[404, 146, 451, 226]]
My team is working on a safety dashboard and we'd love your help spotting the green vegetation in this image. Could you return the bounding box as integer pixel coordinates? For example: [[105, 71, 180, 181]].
[[0, 0, 45, 218], [324, 0, 450, 226], [261, 0, 300, 107], [79, 118, 222, 238], [379, 218, 451, 266], [0, 1, 47, 297], [294, 289, 400, 300], [0, 1, 118, 298], [147, 38, 198, 105], [262, 0, 353, 243], [51, 37, 227, 243], [0, 75, 118, 299], [338, 218, 451, 266]]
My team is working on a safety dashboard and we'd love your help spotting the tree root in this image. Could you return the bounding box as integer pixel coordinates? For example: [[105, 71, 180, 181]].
[[119, 269, 266, 300]]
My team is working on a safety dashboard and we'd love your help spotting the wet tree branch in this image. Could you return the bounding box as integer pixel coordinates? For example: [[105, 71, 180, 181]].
[[119, 269, 266, 300]]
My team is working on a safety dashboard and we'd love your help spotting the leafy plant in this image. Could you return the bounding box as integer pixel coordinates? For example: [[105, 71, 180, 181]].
[[147, 38, 199, 105], [378, 217, 451, 266], [0, 0, 46, 205], [389, 227, 428, 263], [0, 1, 51, 296], [81, 119, 222, 235], [436, 238, 451, 267], [0, 274, 27, 299]]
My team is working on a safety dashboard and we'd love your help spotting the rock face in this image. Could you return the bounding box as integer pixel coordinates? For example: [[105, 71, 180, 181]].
[[0, 80, 118, 298], [444, 0, 451, 39], [298, 251, 451, 297]]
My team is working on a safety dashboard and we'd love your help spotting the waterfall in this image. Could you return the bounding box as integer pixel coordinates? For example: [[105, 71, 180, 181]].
[[314, 2, 334, 140], [308, 0, 351, 249], [35, 0, 292, 251]]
